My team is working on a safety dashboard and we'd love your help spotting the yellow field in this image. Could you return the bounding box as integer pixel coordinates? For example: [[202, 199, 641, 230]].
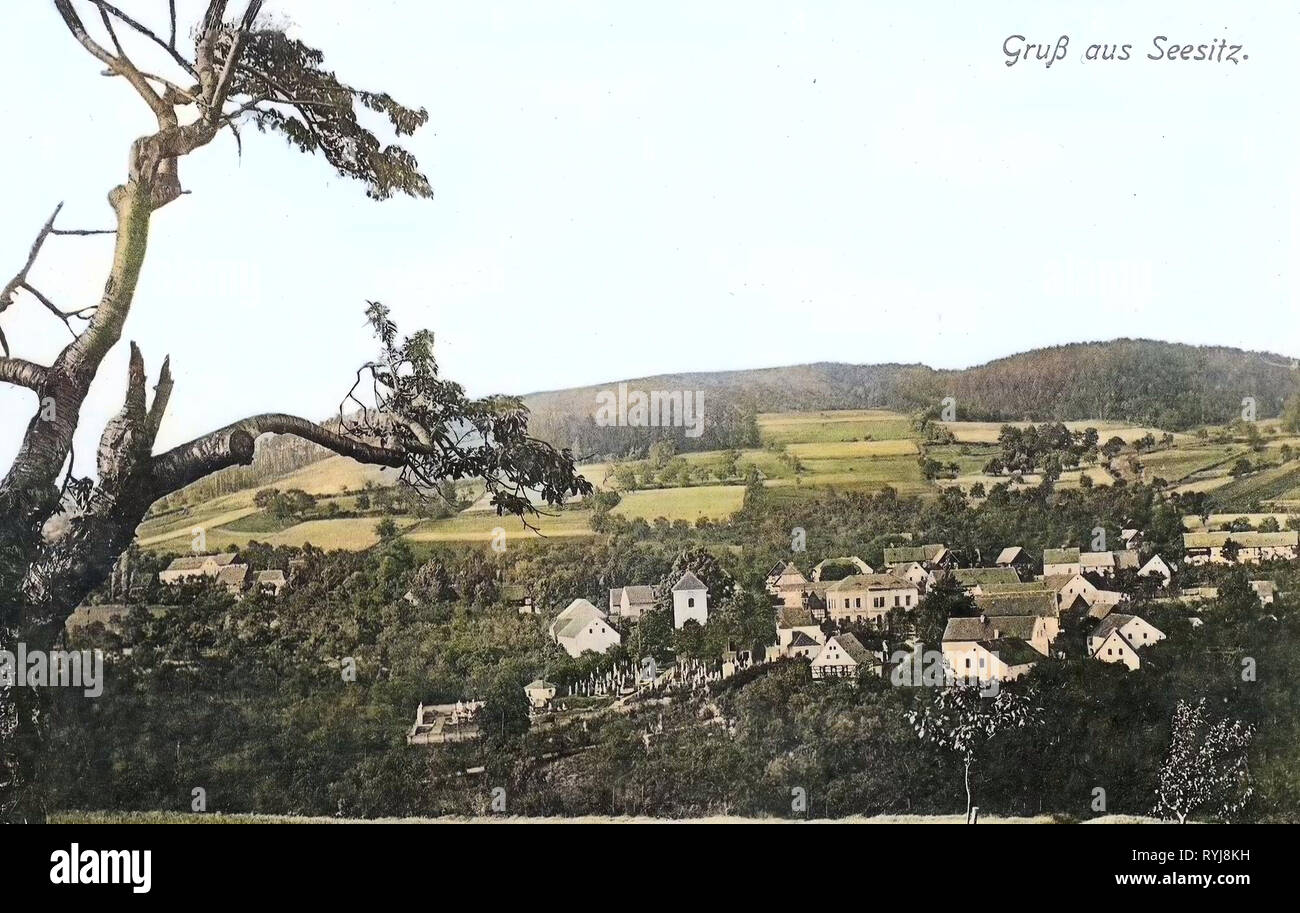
[[137, 505, 259, 546], [1182, 512, 1298, 531], [271, 455, 401, 495], [940, 420, 1191, 445], [612, 485, 746, 523]]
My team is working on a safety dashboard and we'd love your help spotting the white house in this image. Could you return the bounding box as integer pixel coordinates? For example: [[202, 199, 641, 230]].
[[1249, 579, 1278, 605], [809, 633, 875, 680], [893, 561, 931, 593], [524, 679, 558, 709], [671, 571, 709, 629], [1138, 555, 1173, 587], [1042, 548, 1082, 578], [1088, 614, 1165, 670], [822, 573, 918, 624], [1183, 531, 1299, 566], [158, 552, 243, 585], [255, 569, 286, 596], [957, 603, 1056, 656], [1042, 547, 1138, 579], [608, 584, 655, 619], [767, 605, 826, 660], [941, 617, 1042, 682], [550, 598, 622, 658]]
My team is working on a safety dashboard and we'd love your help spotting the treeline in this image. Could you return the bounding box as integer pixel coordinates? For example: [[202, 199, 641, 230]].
[[528, 399, 760, 459]]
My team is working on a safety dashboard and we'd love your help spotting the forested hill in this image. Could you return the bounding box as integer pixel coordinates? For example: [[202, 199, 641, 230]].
[[523, 339, 1300, 453], [944, 340, 1298, 428]]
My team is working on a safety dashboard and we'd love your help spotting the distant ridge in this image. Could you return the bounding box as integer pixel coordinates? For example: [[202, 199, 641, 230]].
[[524, 338, 1300, 434]]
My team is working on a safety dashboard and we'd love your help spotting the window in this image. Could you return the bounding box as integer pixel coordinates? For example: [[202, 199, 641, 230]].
[[855, 597, 861, 609], [687, 597, 694, 608]]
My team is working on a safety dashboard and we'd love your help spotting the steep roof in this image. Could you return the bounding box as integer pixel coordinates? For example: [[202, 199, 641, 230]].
[[1079, 551, 1116, 569], [974, 591, 1057, 618], [1043, 547, 1080, 566], [883, 544, 945, 565], [525, 679, 556, 691], [944, 615, 1039, 642], [622, 585, 655, 603], [983, 637, 1042, 667], [671, 571, 707, 592], [789, 630, 820, 648], [164, 552, 239, 572], [553, 598, 606, 639], [1139, 555, 1172, 574], [1091, 613, 1136, 641], [777, 605, 816, 628], [995, 546, 1026, 565], [1114, 549, 1141, 570], [939, 567, 1021, 587], [825, 573, 912, 592], [819, 633, 873, 665], [215, 564, 249, 586], [1183, 531, 1299, 549]]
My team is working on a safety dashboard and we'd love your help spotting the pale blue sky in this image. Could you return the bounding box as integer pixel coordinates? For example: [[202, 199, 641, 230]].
[[1, 1, 1298, 475]]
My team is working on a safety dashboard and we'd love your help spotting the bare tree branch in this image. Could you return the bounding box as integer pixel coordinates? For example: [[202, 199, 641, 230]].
[[54, 0, 173, 123], [145, 355, 173, 439], [151, 413, 406, 498], [0, 204, 63, 313], [87, 0, 197, 78], [0, 358, 48, 391], [50, 226, 116, 237], [207, 1, 264, 122]]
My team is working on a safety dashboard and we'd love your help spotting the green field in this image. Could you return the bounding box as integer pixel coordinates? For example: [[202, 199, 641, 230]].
[[135, 408, 1300, 549], [612, 485, 746, 523], [758, 410, 916, 445]]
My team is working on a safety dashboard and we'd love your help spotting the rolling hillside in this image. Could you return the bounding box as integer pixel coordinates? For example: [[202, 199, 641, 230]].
[[142, 338, 1300, 550], [524, 338, 1299, 441]]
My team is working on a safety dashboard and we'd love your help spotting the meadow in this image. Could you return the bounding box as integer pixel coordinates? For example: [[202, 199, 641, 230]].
[[134, 410, 1300, 550]]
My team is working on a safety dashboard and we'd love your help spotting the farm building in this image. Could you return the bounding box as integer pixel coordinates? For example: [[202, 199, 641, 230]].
[[1182, 531, 1299, 565]]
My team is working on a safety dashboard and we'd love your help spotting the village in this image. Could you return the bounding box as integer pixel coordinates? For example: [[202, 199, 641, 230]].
[[71, 512, 1289, 752], [401, 528, 1292, 743], [124, 520, 1296, 748]]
